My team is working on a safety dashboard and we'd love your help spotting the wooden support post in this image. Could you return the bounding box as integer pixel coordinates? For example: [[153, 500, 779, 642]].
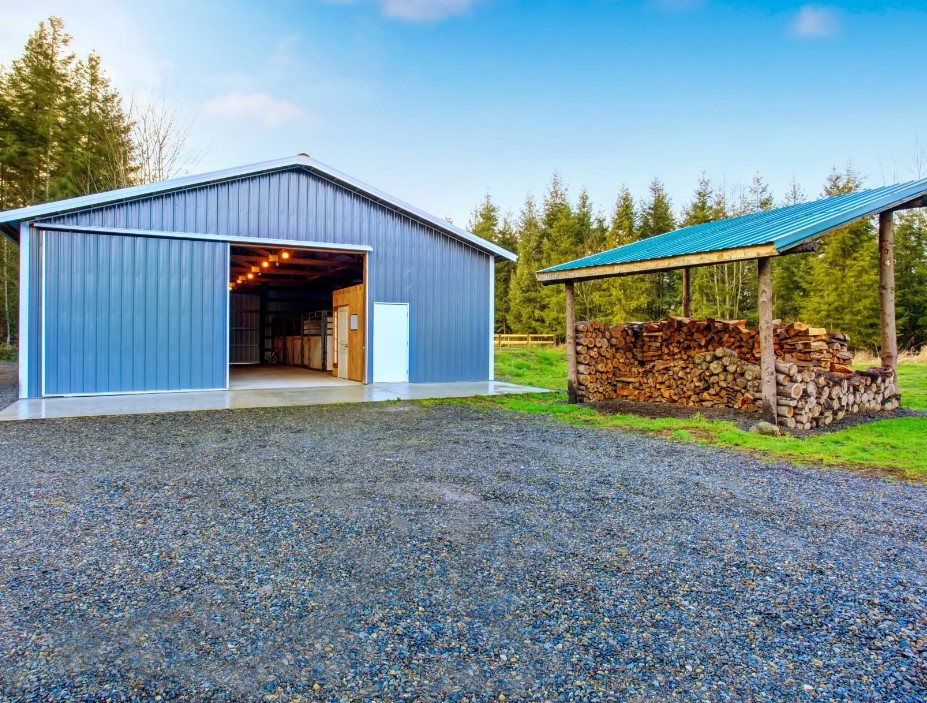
[[757, 257, 777, 425], [879, 211, 897, 375], [565, 281, 578, 404], [681, 267, 692, 317]]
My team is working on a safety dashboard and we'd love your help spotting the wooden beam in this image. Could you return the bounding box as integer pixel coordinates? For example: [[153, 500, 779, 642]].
[[779, 240, 820, 255], [757, 257, 777, 425], [565, 281, 578, 404], [879, 211, 897, 374], [536, 243, 778, 285], [891, 194, 927, 211], [681, 267, 692, 317]]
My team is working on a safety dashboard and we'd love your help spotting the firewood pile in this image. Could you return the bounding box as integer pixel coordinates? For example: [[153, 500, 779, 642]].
[[575, 317, 899, 429]]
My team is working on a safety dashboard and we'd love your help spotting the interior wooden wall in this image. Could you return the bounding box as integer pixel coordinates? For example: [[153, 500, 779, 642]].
[[332, 281, 367, 383]]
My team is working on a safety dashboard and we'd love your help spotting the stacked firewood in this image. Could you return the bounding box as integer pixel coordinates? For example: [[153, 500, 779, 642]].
[[574, 317, 899, 429], [770, 359, 898, 429]]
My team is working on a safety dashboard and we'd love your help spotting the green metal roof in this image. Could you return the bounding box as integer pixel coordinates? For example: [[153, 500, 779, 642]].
[[538, 177, 927, 278]]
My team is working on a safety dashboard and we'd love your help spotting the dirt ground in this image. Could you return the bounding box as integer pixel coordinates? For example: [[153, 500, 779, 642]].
[[590, 395, 924, 435], [0, 362, 16, 411]]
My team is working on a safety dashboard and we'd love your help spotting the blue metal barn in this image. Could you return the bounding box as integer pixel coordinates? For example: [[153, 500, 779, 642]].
[[0, 155, 516, 399]]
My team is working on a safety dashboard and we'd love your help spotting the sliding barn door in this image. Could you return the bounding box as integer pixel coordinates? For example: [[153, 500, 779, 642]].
[[42, 231, 229, 395]]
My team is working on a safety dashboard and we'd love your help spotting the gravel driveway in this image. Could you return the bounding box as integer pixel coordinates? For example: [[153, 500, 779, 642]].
[[1, 402, 925, 702]]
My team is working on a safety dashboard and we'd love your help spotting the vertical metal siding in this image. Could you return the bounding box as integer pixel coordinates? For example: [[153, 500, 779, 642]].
[[41, 230, 228, 395], [43, 168, 492, 383]]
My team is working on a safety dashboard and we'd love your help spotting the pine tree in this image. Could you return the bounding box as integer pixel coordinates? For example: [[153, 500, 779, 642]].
[[537, 174, 577, 335], [772, 176, 810, 320], [638, 178, 678, 319], [507, 196, 546, 334], [468, 193, 517, 333], [681, 173, 715, 227], [0, 17, 139, 346], [893, 209, 927, 349], [591, 187, 647, 322], [0, 17, 79, 206], [609, 186, 637, 247], [686, 175, 728, 318], [59, 52, 136, 197], [572, 189, 609, 322], [801, 166, 881, 348]]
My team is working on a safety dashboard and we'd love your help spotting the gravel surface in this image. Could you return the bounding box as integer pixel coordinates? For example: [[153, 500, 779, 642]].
[[0, 402, 925, 702]]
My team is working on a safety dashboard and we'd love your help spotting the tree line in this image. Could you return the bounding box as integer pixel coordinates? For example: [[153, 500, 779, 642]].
[[471, 168, 927, 351], [1, 19, 924, 354], [0, 17, 190, 347]]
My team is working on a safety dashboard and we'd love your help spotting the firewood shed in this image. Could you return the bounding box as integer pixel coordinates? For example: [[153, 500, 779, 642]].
[[537, 178, 927, 425]]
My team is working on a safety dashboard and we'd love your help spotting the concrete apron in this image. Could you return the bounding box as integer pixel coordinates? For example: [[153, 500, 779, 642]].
[[0, 381, 551, 422]]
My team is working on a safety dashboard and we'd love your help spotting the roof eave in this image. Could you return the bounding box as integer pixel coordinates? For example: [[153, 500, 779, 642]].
[[773, 187, 927, 252], [0, 154, 517, 261], [537, 243, 778, 285]]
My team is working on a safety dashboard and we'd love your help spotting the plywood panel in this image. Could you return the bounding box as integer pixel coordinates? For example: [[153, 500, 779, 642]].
[[332, 278, 366, 383]]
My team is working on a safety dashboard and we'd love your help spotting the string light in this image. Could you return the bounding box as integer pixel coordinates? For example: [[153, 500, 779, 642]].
[[247, 272, 254, 280], [280, 250, 290, 260], [261, 261, 269, 268]]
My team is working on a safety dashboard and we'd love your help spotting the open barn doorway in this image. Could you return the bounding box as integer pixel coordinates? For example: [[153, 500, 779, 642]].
[[227, 244, 366, 390]]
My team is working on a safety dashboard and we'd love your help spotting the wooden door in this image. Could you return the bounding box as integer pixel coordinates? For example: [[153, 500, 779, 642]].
[[337, 306, 349, 379]]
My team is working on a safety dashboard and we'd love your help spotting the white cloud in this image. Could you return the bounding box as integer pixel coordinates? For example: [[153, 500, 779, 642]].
[[202, 92, 307, 128], [323, 0, 485, 22], [791, 5, 838, 38]]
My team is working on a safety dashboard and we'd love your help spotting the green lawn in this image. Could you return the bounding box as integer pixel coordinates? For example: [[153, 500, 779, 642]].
[[487, 347, 927, 480], [495, 347, 568, 390], [0, 345, 16, 363]]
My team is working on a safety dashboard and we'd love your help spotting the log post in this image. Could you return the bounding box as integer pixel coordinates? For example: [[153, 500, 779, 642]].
[[565, 281, 578, 404], [757, 257, 777, 425], [878, 211, 897, 375], [681, 267, 692, 317]]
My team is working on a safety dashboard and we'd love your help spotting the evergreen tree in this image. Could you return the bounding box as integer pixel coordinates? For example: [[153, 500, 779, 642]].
[[536, 174, 577, 335], [638, 178, 678, 319], [0, 234, 14, 346], [0, 16, 79, 206], [801, 166, 881, 348], [468, 193, 517, 333], [0, 17, 139, 345], [61, 52, 136, 197], [772, 176, 810, 320], [609, 186, 637, 246], [507, 196, 546, 334], [894, 209, 927, 349], [592, 188, 649, 323], [572, 189, 609, 322], [681, 173, 715, 227]]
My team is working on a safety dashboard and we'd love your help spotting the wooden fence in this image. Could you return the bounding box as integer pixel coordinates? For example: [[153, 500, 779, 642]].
[[494, 334, 557, 349]]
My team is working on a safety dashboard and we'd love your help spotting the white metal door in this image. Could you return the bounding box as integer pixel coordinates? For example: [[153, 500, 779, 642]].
[[337, 306, 349, 379], [373, 303, 410, 383]]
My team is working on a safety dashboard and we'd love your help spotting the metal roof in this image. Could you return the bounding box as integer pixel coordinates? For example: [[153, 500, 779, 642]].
[[0, 154, 517, 261], [538, 177, 927, 280]]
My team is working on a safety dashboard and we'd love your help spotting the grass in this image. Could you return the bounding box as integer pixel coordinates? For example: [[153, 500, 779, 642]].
[[494, 347, 567, 390], [486, 347, 927, 480], [0, 345, 16, 363]]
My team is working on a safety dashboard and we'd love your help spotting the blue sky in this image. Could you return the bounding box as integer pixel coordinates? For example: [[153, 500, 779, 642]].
[[1, 0, 926, 224]]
